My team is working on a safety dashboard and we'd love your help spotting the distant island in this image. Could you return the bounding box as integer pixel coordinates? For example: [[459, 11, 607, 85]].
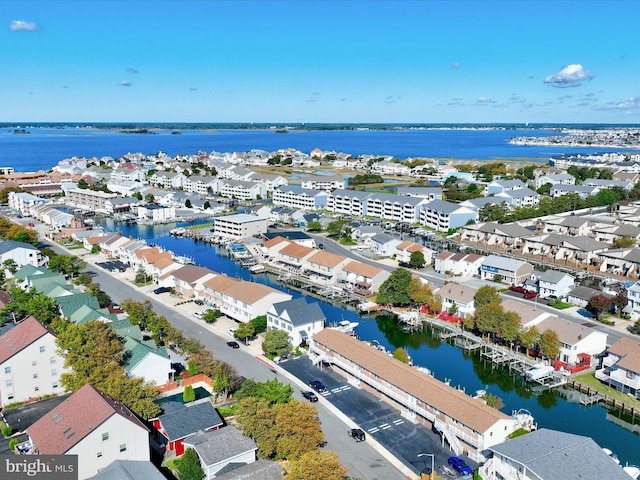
[[13, 129, 30, 134]]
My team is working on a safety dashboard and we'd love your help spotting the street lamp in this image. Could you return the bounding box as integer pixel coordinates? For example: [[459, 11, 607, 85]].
[[417, 453, 434, 480]]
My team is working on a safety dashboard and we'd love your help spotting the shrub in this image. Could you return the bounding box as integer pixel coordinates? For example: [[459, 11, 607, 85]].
[[2, 425, 12, 437], [8, 438, 19, 451]]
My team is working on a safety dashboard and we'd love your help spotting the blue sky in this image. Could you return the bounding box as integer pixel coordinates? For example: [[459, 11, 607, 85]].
[[2, 0, 639, 124]]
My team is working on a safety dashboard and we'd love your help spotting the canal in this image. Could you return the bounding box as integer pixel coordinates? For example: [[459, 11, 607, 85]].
[[101, 219, 640, 465]]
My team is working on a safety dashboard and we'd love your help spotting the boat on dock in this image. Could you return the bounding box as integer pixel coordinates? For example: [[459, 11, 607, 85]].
[[249, 264, 266, 274], [174, 255, 195, 265], [525, 364, 555, 381]]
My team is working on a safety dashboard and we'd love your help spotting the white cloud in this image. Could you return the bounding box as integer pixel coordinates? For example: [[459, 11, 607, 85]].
[[601, 97, 640, 110], [118, 80, 132, 87], [544, 64, 594, 88], [9, 20, 39, 31], [451, 62, 460, 69], [476, 97, 497, 104]]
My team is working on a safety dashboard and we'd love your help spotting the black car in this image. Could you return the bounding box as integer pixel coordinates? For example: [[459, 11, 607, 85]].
[[309, 379, 327, 393], [153, 286, 171, 294], [302, 391, 318, 402], [227, 341, 240, 349], [194, 299, 204, 305], [348, 428, 366, 442], [398, 262, 410, 268]]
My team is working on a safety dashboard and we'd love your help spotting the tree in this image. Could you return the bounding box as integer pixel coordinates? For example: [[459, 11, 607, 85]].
[[273, 400, 325, 459], [518, 326, 539, 357], [3, 259, 18, 274], [407, 278, 441, 311], [235, 321, 255, 342], [496, 310, 521, 345], [134, 267, 148, 285], [482, 392, 505, 410], [474, 285, 501, 307], [183, 385, 196, 403], [235, 378, 293, 405], [202, 309, 222, 323], [185, 199, 192, 208], [285, 449, 348, 480], [212, 362, 232, 400], [393, 347, 410, 363], [77, 178, 89, 189], [262, 329, 291, 356], [203, 200, 210, 210], [474, 303, 504, 337], [176, 448, 204, 480], [307, 220, 323, 232], [612, 291, 628, 316], [326, 219, 347, 236], [586, 294, 613, 321], [409, 250, 426, 268], [539, 329, 561, 360], [376, 268, 412, 306], [613, 236, 636, 248], [144, 193, 155, 203], [251, 314, 267, 333]]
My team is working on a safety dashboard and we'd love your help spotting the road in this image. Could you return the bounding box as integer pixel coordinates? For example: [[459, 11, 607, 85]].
[[40, 239, 409, 480]]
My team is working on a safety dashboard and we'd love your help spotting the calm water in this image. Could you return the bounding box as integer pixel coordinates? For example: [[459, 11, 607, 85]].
[[103, 220, 640, 465], [3, 126, 639, 173]]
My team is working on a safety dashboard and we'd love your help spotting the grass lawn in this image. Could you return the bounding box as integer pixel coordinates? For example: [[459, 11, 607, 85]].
[[573, 372, 640, 409], [163, 457, 181, 471]]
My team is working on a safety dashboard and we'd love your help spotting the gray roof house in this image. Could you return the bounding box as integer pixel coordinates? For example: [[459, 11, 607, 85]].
[[212, 459, 283, 480], [419, 200, 476, 232], [370, 232, 402, 256], [481, 255, 533, 285], [537, 270, 575, 299], [480, 428, 632, 480], [183, 426, 258, 480], [87, 460, 166, 480], [266, 297, 326, 346]]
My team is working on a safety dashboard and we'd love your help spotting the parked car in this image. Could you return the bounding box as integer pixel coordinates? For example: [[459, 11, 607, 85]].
[[509, 285, 527, 293], [448, 456, 473, 476], [227, 341, 240, 349], [193, 311, 204, 319], [302, 391, 318, 402], [194, 299, 204, 305], [523, 291, 538, 299], [63, 242, 74, 247], [27, 222, 35, 227], [309, 379, 327, 393], [348, 428, 366, 442], [153, 286, 171, 294], [398, 262, 410, 268]]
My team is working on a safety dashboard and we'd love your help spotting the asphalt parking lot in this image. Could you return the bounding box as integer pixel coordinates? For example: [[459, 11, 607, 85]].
[[281, 356, 475, 477]]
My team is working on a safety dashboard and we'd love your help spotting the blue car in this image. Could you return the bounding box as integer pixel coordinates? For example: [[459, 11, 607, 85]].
[[448, 456, 473, 476]]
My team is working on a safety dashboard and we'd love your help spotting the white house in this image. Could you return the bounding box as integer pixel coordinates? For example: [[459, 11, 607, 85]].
[[537, 270, 575, 299], [26, 384, 151, 480], [596, 337, 640, 399], [434, 283, 477, 318], [122, 336, 172, 387], [212, 214, 269, 240], [267, 297, 326, 347], [0, 316, 67, 407], [370, 233, 401, 257], [434, 251, 485, 277], [138, 205, 176, 223], [163, 265, 217, 298], [183, 426, 258, 480], [8, 191, 46, 216], [0, 240, 48, 268], [480, 255, 533, 285], [203, 275, 292, 323], [535, 316, 607, 365]]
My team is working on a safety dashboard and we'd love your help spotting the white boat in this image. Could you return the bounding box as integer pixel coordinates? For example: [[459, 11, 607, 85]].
[[174, 255, 194, 265], [525, 364, 555, 381], [249, 264, 266, 274], [329, 320, 359, 335], [624, 465, 640, 479]]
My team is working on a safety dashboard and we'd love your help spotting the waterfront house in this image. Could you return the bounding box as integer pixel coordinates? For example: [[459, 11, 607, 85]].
[[0, 239, 48, 268], [596, 337, 640, 399], [311, 329, 529, 461], [202, 275, 292, 323], [500, 299, 551, 328], [162, 265, 217, 298], [183, 425, 259, 480], [434, 282, 477, 318], [326, 189, 370, 217], [480, 255, 533, 285], [537, 270, 575, 299], [339, 261, 391, 296], [365, 192, 430, 223], [370, 233, 401, 257], [183, 175, 218, 195], [480, 428, 633, 480], [26, 384, 151, 480], [276, 241, 315, 273], [538, 215, 594, 237], [151, 399, 224, 457], [0, 315, 67, 407], [105, 197, 140, 215], [212, 214, 269, 240], [267, 297, 326, 347], [535, 316, 606, 365], [303, 250, 350, 284], [394, 240, 434, 266], [138, 204, 176, 223]]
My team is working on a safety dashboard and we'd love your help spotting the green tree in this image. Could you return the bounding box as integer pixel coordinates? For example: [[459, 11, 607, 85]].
[[134, 267, 149, 285], [262, 329, 291, 356], [212, 362, 232, 400], [518, 326, 539, 357], [202, 309, 222, 323], [273, 400, 325, 460], [307, 220, 323, 232], [409, 251, 426, 268], [474, 285, 501, 307], [251, 314, 267, 333], [176, 448, 204, 480], [613, 236, 636, 248], [393, 347, 410, 363], [77, 178, 89, 189], [497, 310, 521, 345], [474, 303, 504, 336], [376, 268, 412, 306], [185, 199, 192, 208], [183, 385, 196, 403], [235, 321, 255, 342], [3, 259, 18, 274], [203, 200, 210, 210], [285, 450, 348, 480], [235, 378, 293, 405], [145, 193, 155, 203], [539, 329, 561, 360], [326, 219, 347, 236], [612, 291, 628, 316]]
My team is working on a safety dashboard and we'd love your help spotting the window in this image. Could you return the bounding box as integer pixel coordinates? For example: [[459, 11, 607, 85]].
[[50, 357, 56, 364], [51, 369, 57, 376], [33, 373, 38, 379], [4, 366, 11, 374], [101, 432, 109, 441], [34, 386, 39, 392], [39, 346, 45, 353], [32, 361, 37, 367], [119, 443, 127, 452], [97, 452, 103, 458], [6, 379, 12, 387], [52, 383, 58, 389]]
